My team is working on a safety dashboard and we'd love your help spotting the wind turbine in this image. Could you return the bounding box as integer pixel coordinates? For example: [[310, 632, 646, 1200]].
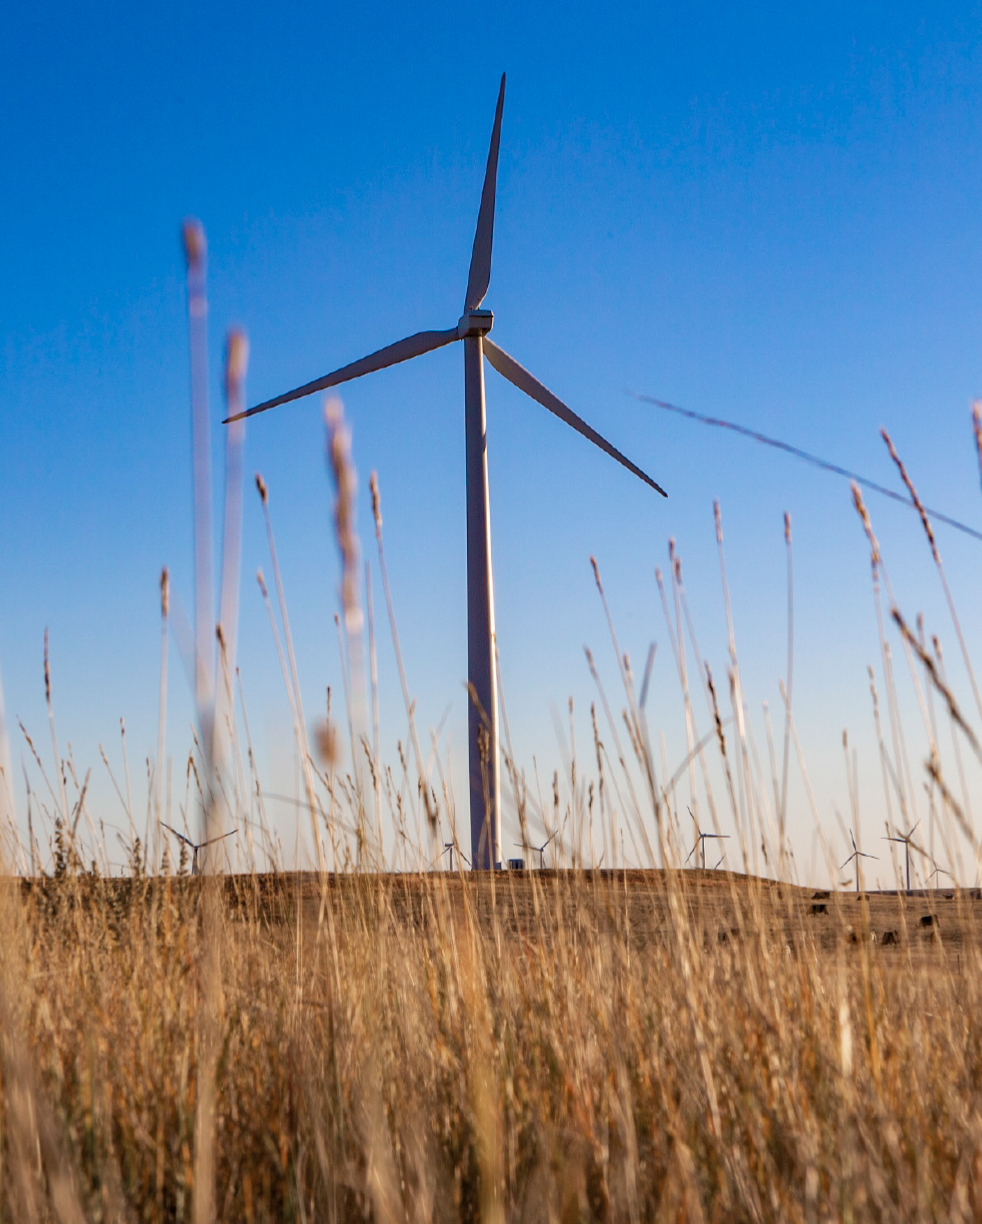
[[226, 75, 666, 869], [515, 829, 556, 870], [884, 821, 920, 893], [685, 831, 729, 870], [841, 832, 876, 892], [928, 863, 953, 888], [162, 822, 236, 876], [442, 841, 470, 872]]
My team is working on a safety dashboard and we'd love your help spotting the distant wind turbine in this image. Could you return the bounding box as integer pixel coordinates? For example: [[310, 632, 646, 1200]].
[[515, 829, 556, 870], [442, 841, 470, 872], [162, 822, 236, 877], [841, 832, 876, 892], [884, 821, 920, 893], [226, 75, 666, 869], [685, 831, 729, 870]]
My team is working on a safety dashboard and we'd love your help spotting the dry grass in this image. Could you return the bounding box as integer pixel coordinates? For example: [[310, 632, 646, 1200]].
[[5, 867, 982, 1221], [4, 220, 982, 1221]]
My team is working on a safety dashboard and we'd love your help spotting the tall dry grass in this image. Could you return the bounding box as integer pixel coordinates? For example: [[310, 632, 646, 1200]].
[[8, 864, 982, 1222], [2, 220, 982, 1221]]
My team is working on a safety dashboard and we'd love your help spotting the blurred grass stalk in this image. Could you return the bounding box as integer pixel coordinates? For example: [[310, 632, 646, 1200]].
[[0, 652, 14, 831], [0, 631, 85, 1221], [214, 330, 248, 836], [325, 397, 374, 863], [182, 221, 254, 1224], [155, 567, 169, 872], [183, 219, 215, 758]]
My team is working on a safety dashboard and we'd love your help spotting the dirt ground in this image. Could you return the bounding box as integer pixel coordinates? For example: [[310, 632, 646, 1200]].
[[223, 868, 981, 967], [24, 867, 974, 969]]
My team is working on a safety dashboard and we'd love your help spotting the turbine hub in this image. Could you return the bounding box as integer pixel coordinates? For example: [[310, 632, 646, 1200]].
[[458, 309, 493, 339]]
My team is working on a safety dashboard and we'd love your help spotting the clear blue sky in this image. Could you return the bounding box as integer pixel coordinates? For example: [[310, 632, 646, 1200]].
[[3, 0, 982, 880]]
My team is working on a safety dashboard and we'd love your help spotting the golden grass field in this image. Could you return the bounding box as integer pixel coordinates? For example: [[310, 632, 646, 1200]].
[[0, 865, 979, 1222], [3, 226, 982, 1221]]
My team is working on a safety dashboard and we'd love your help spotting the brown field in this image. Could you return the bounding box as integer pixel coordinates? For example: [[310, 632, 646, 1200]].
[[3, 864, 981, 1222], [192, 867, 982, 967], [274, 867, 976, 950], [26, 866, 974, 956]]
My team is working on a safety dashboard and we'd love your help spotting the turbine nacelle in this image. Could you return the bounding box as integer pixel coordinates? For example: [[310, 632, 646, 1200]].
[[458, 309, 494, 339]]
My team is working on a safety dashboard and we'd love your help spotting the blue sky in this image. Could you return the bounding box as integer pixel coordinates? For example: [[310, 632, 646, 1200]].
[[3, 0, 982, 880]]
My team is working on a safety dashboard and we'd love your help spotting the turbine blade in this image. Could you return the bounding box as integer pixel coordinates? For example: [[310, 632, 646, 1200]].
[[464, 74, 506, 311], [199, 830, 236, 848], [225, 327, 460, 422], [484, 339, 667, 496]]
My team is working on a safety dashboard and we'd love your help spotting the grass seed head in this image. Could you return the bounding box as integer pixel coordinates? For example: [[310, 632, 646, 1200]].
[[224, 329, 249, 398], [181, 218, 206, 272], [850, 481, 880, 566], [881, 426, 938, 562], [314, 719, 340, 767], [973, 399, 982, 471], [326, 397, 363, 635], [369, 470, 382, 534]]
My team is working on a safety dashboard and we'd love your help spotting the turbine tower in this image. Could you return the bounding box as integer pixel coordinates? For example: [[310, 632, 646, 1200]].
[[226, 75, 666, 868]]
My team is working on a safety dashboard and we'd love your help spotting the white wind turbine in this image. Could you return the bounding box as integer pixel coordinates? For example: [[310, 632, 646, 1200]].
[[841, 832, 877, 893], [226, 75, 667, 868]]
